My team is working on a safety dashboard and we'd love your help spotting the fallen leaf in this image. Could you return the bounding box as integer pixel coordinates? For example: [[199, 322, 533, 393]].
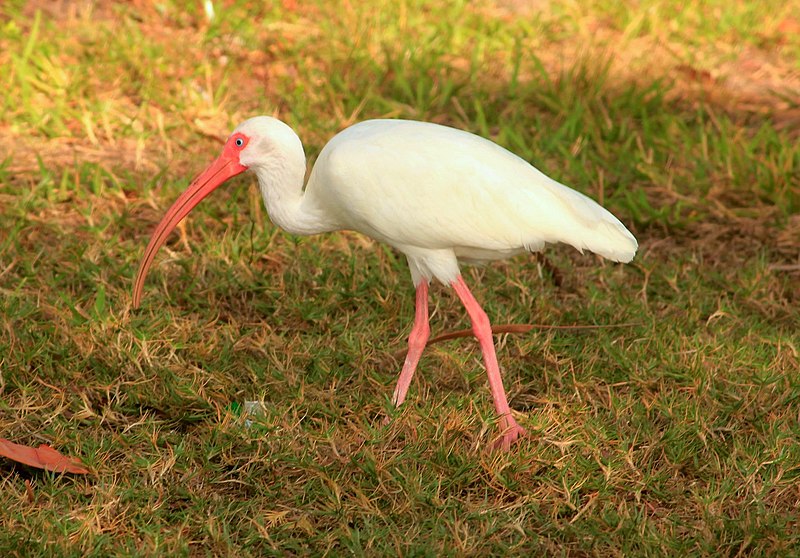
[[777, 17, 800, 36], [0, 438, 90, 475]]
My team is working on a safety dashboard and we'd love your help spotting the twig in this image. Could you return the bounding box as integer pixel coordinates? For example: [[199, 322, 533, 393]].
[[389, 321, 640, 360], [769, 264, 800, 272]]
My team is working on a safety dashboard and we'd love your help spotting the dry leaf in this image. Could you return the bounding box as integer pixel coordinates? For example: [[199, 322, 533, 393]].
[[0, 438, 90, 475], [777, 17, 800, 36]]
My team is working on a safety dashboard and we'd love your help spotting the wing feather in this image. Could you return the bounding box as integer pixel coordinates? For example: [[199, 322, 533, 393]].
[[307, 120, 637, 263]]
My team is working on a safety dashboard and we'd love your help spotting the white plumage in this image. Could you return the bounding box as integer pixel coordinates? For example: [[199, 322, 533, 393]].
[[134, 116, 638, 451], [242, 117, 636, 285]]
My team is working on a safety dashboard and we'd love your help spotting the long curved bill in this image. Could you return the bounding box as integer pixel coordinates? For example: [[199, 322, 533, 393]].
[[132, 154, 247, 308]]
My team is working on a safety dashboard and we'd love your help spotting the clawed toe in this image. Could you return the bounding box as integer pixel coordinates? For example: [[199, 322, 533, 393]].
[[491, 421, 526, 451]]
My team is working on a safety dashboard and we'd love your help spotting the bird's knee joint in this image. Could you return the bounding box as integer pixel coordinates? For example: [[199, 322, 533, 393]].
[[469, 310, 491, 334], [408, 325, 430, 348]]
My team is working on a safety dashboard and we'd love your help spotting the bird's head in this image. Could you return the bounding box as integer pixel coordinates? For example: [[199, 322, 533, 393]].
[[131, 116, 299, 308]]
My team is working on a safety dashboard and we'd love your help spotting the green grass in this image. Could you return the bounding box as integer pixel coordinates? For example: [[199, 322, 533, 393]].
[[1, 0, 799, 555]]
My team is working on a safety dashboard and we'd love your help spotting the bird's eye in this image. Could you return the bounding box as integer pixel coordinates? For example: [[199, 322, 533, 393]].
[[235, 137, 244, 147]]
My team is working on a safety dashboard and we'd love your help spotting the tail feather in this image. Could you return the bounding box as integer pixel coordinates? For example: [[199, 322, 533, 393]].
[[580, 220, 638, 262], [544, 177, 638, 263]]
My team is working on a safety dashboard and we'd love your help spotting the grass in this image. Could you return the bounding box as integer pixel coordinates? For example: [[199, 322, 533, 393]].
[[1, 0, 799, 555]]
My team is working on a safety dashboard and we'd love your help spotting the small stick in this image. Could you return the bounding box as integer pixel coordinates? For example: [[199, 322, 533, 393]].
[[390, 322, 640, 360]]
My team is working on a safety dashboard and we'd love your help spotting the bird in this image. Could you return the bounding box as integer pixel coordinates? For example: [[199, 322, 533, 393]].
[[132, 116, 638, 451]]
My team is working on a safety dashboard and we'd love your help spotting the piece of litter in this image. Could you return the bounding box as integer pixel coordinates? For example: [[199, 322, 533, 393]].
[[242, 400, 268, 428]]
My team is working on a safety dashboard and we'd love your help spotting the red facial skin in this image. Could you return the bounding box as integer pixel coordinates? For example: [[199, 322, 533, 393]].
[[132, 133, 250, 308]]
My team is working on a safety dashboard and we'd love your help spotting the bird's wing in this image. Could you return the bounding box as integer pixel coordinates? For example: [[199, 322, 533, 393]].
[[308, 120, 637, 263]]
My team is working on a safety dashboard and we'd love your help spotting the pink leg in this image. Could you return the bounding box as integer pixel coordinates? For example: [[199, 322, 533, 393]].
[[451, 275, 525, 451], [391, 282, 430, 407]]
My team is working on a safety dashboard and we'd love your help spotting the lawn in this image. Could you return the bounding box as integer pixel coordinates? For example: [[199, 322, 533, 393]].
[[1, 0, 799, 555]]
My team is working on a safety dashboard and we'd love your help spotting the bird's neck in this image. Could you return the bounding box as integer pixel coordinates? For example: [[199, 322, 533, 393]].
[[252, 151, 337, 236]]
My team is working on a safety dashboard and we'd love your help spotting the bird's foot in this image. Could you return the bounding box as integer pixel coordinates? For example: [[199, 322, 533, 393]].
[[491, 418, 526, 452]]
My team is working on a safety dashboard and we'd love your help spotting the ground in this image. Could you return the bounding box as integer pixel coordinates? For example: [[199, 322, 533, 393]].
[[0, 1, 799, 556]]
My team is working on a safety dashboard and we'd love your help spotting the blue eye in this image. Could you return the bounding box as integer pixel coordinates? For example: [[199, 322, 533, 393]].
[[235, 138, 244, 147]]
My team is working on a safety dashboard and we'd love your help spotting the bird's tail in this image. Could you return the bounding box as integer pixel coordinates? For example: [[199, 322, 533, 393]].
[[547, 179, 638, 263]]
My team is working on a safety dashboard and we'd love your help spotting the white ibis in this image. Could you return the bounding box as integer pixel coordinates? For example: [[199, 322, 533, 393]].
[[133, 117, 637, 450]]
